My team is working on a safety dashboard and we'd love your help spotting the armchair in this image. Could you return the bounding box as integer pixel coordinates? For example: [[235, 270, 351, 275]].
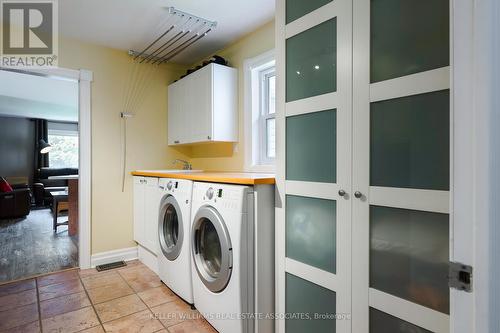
[[0, 187, 31, 219]]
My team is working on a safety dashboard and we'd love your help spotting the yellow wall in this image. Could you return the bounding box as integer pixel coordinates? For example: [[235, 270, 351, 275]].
[[188, 20, 275, 171], [56, 19, 274, 254], [59, 38, 191, 254]]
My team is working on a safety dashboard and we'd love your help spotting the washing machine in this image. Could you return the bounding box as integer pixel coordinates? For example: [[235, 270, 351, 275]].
[[190, 181, 275, 333], [157, 178, 194, 304]]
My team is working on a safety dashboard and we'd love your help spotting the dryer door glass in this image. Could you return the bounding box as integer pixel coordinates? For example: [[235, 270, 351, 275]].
[[159, 196, 184, 261], [192, 206, 232, 293], [199, 218, 222, 278]]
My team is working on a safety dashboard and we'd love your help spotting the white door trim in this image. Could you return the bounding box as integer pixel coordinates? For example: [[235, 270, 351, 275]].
[[0, 66, 93, 270], [78, 69, 93, 269], [452, 0, 500, 331]]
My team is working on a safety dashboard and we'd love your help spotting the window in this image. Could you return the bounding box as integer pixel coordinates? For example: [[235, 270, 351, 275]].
[[48, 122, 79, 169], [260, 67, 276, 163], [244, 50, 276, 172]]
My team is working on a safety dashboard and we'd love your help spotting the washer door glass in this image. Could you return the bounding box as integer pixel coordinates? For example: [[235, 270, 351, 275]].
[[192, 206, 232, 293], [159, 195, 183, 260]]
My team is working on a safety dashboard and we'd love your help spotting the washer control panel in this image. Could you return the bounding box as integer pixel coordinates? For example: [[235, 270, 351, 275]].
[[158, 179, 181, 193]]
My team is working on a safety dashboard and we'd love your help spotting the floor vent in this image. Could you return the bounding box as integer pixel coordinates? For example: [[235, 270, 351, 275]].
[[95, 261, 127, 272]]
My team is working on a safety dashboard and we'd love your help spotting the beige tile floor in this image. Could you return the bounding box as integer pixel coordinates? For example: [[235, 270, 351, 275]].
[[0, 260, 218, 333]]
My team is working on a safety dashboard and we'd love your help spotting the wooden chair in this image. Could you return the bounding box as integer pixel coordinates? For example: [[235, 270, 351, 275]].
[[51, 191, 69, 231]]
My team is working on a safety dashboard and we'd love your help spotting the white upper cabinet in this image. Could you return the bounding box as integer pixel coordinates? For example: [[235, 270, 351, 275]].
[[167, 63, 238, 145]]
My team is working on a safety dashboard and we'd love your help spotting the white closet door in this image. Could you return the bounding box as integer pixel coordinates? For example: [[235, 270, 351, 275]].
[[276, 0, 352, 332], [352, 0, 451, 332]]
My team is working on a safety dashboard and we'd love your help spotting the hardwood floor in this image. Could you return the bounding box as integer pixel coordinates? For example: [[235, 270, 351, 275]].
[[0, 208, 78, 283]]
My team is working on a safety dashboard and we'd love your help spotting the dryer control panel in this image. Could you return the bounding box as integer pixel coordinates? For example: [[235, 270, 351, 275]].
[[193, 182, 251, 214]]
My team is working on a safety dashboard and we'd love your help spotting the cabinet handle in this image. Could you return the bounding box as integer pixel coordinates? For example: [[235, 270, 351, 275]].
[[207, 136, 211, 140], [354, 191, 363, 199], [174, 140, 180, 144], [338, 189, 346, 197]]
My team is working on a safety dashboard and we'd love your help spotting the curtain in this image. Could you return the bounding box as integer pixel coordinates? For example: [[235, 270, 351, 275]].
[[34, 119, 49, 173]]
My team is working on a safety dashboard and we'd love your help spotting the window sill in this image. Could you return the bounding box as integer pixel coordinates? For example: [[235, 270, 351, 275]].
[[244, 164, 276, 174]]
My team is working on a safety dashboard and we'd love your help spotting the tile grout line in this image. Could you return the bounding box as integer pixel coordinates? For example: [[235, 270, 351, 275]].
[[115, 265, 179, 331], [119, 268, 178, 331], [79, 264, 182, 332], [115, 266, 165, 328], [77, 272, 105, 332], [81, 266, 153, 327], [1, 263, 181, 333], [35, 278, 43, 333], [37, 275, 88, 308], [0, 267, 80, 287]]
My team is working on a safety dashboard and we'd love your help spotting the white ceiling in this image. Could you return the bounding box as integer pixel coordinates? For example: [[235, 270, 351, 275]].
[[59, 0, 275, 64], [0, 71, 78, 122]]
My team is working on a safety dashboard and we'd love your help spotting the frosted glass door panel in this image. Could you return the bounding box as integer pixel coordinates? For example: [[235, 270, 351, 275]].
[[370, 90, 449, 190], [286, 110, 336, 183], [369, 308, 432, 333], [286, 0, 332, 24], [286, 273, 336, 333], [286, 195, 336, 273], [286, 19, 337, 102], [370, 206, 449, 314], [370, 0, 449, 82]]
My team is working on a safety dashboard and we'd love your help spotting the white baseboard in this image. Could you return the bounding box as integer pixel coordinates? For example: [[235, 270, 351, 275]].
[[137, 245, 159, 274], [90, 246, 139, 268]]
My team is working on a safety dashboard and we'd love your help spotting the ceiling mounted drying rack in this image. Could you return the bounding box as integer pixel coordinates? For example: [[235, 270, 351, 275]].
[[121, 7, 215, 192], [128, 7, 217, 64]]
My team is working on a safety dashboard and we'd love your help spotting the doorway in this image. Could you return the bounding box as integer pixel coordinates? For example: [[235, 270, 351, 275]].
[[0, 67, 92, 283]]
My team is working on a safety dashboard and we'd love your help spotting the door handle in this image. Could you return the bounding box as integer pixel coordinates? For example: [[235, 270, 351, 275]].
[[354, 191, 363, 199], [338, 189, 346, 197]]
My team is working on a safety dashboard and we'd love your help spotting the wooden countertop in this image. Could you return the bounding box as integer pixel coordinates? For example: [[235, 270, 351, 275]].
[[131, 170, 275, 185]]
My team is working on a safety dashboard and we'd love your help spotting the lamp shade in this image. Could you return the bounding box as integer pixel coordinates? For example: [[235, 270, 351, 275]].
[[39, 139, 52, 154]]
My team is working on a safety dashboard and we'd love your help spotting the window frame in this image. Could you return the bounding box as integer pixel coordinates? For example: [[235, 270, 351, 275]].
[[48, 126, 79, 169], [259, 67, 276, 165], [243, 49, 276, 172]]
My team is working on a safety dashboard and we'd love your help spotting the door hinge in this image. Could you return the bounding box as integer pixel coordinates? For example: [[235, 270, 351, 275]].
[[449, 261, 473, 292]]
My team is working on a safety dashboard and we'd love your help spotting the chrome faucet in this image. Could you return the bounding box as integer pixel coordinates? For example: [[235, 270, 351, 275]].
[[172, 159, 192, 170]]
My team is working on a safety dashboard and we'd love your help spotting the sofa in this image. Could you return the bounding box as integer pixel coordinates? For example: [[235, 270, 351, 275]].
[[33, 168, 78, 206], [0, 184, 31, 219]]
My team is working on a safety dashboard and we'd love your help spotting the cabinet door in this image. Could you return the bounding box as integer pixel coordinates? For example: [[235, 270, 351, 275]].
[[188, 66, 212, 142], [143, 177, 159, 255], [133, 177, 145, 244], [168, 82, 182, 145]]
